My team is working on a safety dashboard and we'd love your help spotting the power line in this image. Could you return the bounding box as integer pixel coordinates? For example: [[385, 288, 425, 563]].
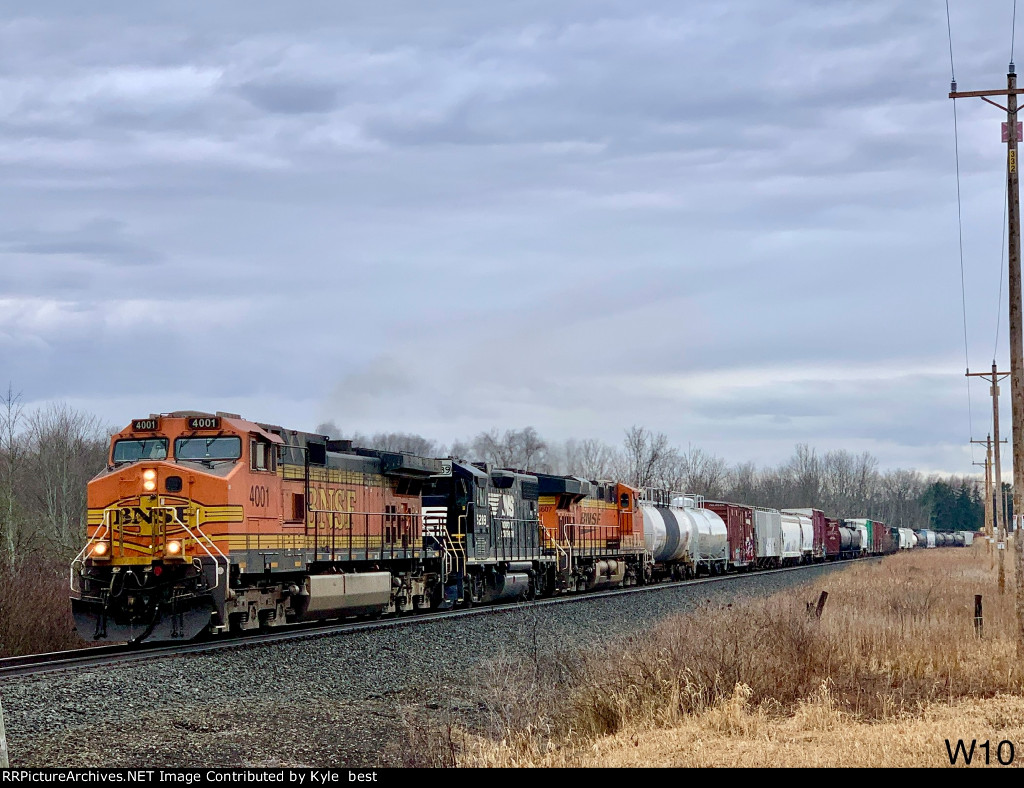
[[953, 98, 977, 452], [946, 0, 956, 80], [1013, 0, 1019, 64], [946, 1, 977, 457]]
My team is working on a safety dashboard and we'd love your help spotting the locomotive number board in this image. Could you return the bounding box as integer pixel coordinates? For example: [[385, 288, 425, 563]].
[[132, 418, 160, 431], [187, 417, 221, 430]]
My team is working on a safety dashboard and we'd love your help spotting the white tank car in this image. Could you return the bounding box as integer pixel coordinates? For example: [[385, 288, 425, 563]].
[[897, 528, 914, 549], [779, 513, 803, 565], [961, 531, 975, 546], [782, 511, 814, 562], [753, 509, 783, 568], [926, 530, 936, 548], [672, 497, 728, 572], [641, 501, 697, 565]]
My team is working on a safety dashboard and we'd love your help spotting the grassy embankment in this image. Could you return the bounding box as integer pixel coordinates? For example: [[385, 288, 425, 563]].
[[0, 556, 84, 657], [407, 542, 1024, 767]]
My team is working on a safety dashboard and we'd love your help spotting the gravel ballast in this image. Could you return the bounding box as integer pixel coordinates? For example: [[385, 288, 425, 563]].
[[1, 562, 853, 767]]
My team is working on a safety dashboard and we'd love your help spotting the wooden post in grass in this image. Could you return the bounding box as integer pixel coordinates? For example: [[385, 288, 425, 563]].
[[975, 594, 984, 639], [814, 591, 828, 620]]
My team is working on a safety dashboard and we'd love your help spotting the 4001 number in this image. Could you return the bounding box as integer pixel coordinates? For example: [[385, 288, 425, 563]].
[[249, 485, 270, 508]]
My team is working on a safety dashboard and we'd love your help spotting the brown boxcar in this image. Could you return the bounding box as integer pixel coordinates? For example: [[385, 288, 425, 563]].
[[824, 517, 841, 559], [875, 521, 897, 554], [872, 519, 894, 554], [704, 501, 755, 570]]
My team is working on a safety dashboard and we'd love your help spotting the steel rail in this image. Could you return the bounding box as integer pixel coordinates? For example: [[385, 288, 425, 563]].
[[1, 558, 871, 680]]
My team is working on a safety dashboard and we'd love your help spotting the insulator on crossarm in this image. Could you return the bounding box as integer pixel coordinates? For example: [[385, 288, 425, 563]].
[[951, 79, 957, 93]]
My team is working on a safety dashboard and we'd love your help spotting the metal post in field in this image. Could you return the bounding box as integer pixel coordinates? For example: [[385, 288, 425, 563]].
[[975, 594, 984, 639]]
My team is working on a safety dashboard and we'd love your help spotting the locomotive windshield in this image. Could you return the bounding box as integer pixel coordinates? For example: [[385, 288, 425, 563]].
[[112, 438, 168, 464], [174, 436, 242, 462]]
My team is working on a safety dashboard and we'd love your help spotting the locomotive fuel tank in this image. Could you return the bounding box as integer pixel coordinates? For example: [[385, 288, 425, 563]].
[[294, 572, 393, 620]]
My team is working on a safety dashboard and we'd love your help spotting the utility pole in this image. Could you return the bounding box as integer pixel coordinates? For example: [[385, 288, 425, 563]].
[[968, 366, 1010, 592], [973, 436, 994, 559], [952, 64, 1023, 622], [973, 434, 1006, 562]]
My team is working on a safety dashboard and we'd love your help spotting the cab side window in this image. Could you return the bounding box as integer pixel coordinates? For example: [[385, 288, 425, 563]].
[[250, 438, 275, 472]]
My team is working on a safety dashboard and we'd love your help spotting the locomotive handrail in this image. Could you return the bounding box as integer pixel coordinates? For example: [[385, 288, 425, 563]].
[[69, 510, 112, 593], [539, 521, 572, 574]]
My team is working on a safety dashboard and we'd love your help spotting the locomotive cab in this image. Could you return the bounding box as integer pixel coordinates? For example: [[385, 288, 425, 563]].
[[71, 411, 283, 643]]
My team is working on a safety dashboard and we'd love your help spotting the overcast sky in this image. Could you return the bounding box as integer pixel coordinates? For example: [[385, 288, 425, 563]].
[[1, 1, 1020, 473]]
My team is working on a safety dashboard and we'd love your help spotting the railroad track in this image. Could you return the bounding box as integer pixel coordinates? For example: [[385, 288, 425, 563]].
[[0, 559, 866, 680]]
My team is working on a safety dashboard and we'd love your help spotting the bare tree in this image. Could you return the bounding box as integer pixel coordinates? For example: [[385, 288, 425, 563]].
[[0, 386, 24, 567], [678, 445, 729, 499], [25, 404, 108, 557], [368, 432, 440, 457], [563, 438, 622, 480], [470, 427, 549, 471], [621, 426, 675, 489], [785, 444, 822, 507]]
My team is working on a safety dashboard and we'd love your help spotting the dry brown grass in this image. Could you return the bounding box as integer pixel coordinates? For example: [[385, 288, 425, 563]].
[[409, 542, 1024, 767], [0, 554, 84, 657]]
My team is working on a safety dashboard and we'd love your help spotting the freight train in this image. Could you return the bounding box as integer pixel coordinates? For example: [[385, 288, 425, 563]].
[[70, 412, 974, 644]]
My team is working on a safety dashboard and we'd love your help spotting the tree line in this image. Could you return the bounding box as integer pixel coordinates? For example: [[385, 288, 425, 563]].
[[0, 388, 109, 567], [0, 396, 989, 572]]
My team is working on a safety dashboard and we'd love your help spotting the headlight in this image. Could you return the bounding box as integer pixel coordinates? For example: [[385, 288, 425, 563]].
[[166, 540, 182, 557], [143, 469, 156, 491], [92, 541, 109, 557]]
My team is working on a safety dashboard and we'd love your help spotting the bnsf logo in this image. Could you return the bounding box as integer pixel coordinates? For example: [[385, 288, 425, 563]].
[[113, 506, 187, 526]]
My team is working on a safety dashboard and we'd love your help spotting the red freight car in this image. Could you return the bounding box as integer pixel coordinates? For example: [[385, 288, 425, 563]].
[[874, 520, 897, 554], [704, 501, 755, 571], [824, 517, 842, 560]]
